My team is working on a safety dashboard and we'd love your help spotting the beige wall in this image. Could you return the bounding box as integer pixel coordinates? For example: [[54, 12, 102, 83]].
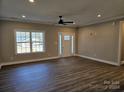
[[77, 22, 119, 63], [0, 22, 2, 62], [75, 30, 78, 54], [0, 20, 121, 65], [0, 21, 76, 63]]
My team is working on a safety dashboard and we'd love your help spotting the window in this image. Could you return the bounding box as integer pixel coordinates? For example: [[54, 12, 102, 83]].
[[16, 32, 30, 54], [64, 35, 71, 40], [16, 30, 45, 54], [58, 32, 62, 55], [32, 32, 44, 52]]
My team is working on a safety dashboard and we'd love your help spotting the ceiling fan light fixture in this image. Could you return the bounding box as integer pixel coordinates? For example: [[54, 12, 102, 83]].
[[29, 0, 35, 3], [22, 15, 26, 18], [97, 14, 101, 18]]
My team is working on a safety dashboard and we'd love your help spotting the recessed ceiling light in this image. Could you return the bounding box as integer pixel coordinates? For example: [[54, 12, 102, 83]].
[[97, 14, 101, 18], [22, 15, 26, 18], [29, 0, 35, 3]]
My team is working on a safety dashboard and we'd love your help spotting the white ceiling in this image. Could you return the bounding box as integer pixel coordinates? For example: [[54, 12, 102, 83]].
[[1, 0, 124, 27]]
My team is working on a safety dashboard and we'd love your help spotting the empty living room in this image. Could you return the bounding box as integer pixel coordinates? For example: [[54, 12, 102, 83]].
[[1, 0, 124, 92]]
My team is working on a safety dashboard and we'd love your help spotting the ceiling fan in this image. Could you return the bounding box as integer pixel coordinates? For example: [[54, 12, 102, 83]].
[[58, 16, 75, 25]]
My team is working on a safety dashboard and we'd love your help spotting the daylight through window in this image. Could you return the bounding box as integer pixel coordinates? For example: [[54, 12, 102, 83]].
[[16, 30, 45, 54]]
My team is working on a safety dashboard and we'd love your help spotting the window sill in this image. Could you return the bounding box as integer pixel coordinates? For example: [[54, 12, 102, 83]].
[[15, 51, 45, 55]]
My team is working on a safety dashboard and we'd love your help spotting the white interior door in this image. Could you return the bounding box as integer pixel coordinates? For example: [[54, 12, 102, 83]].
[[58, 32, 74, 57]]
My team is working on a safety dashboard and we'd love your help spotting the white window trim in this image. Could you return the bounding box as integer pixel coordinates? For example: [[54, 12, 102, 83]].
[[14, 29, 45, 55]]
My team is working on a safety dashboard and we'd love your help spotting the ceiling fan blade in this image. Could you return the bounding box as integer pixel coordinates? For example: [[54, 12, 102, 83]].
[[58, 16, 74, 25], [64, 21, 74, 24]]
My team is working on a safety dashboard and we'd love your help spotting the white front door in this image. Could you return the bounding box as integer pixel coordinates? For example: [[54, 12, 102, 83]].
[[58, 32, 74, 57]]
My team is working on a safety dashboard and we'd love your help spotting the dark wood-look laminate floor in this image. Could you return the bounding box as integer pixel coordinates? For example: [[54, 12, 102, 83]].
[[1, 56, 124, 92]]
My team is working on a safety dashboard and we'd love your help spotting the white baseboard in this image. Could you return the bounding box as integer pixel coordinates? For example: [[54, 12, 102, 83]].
[[61, 55, 75, 58], [76, 54, 119, 66], [1, 56, 60, 68], [0, 54, 120, 69]]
